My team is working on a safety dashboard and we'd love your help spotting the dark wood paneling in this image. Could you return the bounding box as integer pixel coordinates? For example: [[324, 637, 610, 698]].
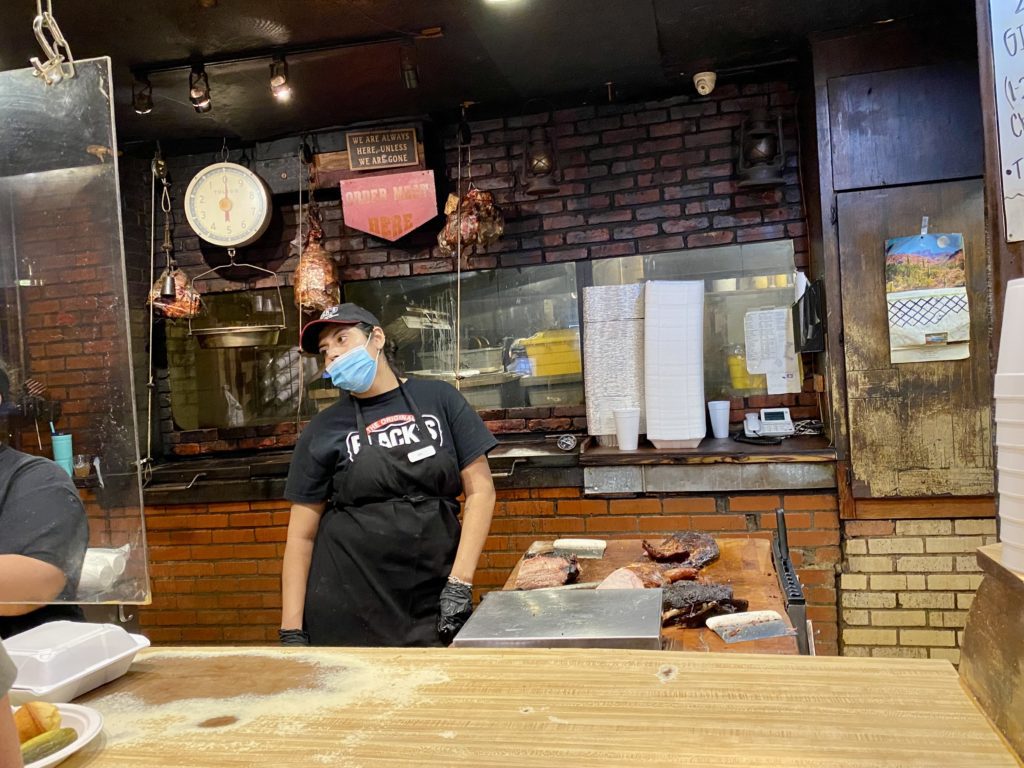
[[852, 496, 995, 519], [837, 179, 993, 498], [828, 63, 983, 190]]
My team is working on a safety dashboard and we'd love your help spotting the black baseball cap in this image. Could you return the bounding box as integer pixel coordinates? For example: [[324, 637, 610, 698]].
[[299, 303, 381, 354]]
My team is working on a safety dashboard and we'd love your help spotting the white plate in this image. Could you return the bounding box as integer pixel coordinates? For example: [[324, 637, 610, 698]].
[[11, 703, 103, 768]]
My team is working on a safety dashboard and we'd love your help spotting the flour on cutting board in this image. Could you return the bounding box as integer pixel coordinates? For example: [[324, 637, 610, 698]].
[[95, 648, 449, 756]]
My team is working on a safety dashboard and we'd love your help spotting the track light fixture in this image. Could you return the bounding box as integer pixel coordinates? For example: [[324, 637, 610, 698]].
[[400, 43, 418, 90], [269, 56, 291, 102], [132, 76, 153, 115], [189, 64, 212, 113]]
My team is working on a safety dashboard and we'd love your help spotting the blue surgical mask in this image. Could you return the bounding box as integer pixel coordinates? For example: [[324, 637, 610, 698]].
[[326, 340, 379, 393]]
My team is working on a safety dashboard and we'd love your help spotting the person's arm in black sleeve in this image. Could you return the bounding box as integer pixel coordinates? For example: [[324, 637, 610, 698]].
[[280, 421, 331, 646], [437, 384, 497, 642], [0, 462, 87, 613]]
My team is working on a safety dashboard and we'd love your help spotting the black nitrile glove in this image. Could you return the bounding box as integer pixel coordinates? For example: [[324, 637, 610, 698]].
[[437, 580, 474, 644], [278, 628, 310, 646]]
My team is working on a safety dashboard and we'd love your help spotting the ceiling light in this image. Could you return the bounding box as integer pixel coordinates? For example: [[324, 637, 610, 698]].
[[132, 76, 153, 115], [400, 44, 418, 90], [269, 56, 291, 102], [189, 64, 212, 113]]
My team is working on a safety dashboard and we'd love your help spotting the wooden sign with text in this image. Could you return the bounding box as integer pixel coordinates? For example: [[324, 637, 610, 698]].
[[339, 170, 437, 241], [345, 126, 419, 171]]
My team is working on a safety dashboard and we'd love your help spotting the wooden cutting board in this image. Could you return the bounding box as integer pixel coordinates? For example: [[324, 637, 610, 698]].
[[63, 647, 1017, 767], [504, 536, 800, 654]]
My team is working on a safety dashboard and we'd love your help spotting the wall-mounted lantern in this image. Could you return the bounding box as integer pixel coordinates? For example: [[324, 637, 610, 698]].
[[737, 108, 785, 187], [519, 126, 560, 197]]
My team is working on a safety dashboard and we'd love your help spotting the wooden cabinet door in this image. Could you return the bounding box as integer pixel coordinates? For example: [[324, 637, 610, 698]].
[[837, 179, 993, 498]]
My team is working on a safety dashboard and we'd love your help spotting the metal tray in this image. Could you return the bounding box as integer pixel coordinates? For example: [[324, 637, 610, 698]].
[[190, 325, 283, 349], [452, 588, 663, 650]]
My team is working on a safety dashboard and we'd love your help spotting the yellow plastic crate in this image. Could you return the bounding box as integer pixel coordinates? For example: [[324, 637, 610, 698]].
[[519, 329, 582, 376]]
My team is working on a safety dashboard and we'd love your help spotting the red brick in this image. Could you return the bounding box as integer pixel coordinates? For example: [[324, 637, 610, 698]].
[[759, 511, 812, 530], [635, 204, 681, 221], [614, 189, 661, 206], [590, 242, 637, 258], [556, 499, 608, 516], [662, 217, 709, 234], [504, 500, 555, 517], [587, 210, 632, 225], [538, 518, 587, 533], [609, 498, 662, 515], [566, 228, 610, 244], [533, 487, 583, 499], [614, 223, 659, 239], [690, 514, 748, 531], [638, 235, 685, 252], [662, 497, 716, 513], [638, 515, 691, 531], [585, 516, 639, 533], [782, 494, 838, 511], [729, 495, 781, 512], [845, 520, 895, 537], [687, 230, 735, 247], [787, 530, 840, 547]]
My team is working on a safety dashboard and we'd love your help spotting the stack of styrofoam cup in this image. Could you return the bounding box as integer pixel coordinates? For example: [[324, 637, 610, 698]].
[[996, 277, 1024, 572]]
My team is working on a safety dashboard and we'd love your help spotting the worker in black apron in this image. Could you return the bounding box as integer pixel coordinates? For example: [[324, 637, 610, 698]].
[[280, 303, 497, 647]]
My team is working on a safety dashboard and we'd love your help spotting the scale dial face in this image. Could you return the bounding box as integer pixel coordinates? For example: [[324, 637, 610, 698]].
[[183, 162, 272, 248]]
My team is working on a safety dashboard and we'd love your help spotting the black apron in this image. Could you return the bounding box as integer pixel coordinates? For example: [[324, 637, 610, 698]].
[[304, 382, 463, 646]]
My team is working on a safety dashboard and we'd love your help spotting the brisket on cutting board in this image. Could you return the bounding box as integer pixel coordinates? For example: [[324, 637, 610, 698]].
[[642, 531, 720, 568], [596, 562, 698, 589], [514, 552, 580, 590], [661, 582, 749, 627]]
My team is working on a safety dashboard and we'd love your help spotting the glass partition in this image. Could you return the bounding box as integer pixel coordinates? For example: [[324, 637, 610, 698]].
[[345, 263, 582, 410], [0, 59, 150, 606], [592, 241, 798, 398]]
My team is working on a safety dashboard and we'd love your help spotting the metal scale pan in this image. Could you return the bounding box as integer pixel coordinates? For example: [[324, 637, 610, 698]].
[[188, 248, 286, 349]]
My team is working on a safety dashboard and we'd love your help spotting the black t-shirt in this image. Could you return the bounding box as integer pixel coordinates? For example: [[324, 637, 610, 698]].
[[0, 446, 89, 639], [285, 378, 498, 504]]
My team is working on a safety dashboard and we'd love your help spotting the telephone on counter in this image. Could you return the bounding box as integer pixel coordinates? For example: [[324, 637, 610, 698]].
[[743, 407, 795, 438]]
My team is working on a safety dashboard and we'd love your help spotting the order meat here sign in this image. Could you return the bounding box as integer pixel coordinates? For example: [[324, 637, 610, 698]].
[[339, 170, 438, 242]]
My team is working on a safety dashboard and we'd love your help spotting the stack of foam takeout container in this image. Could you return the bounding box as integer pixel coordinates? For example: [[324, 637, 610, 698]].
[[996, 277, 1024, 572], [2, 620, 149, 704]]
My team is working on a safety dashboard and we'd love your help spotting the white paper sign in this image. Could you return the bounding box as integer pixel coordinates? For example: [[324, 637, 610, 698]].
[[989, 0, 1024, 241], [744, 308, 801, 395]]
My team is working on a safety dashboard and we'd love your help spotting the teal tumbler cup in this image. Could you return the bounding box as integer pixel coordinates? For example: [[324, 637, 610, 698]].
[[51, 433, 73, 475]]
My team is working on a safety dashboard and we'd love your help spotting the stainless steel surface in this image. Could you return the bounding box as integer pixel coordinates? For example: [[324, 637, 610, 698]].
[[190, 324, 283, 348], [584, 466, 645, 494], [452, 588, 663, 650], [583, 463, 836, 495], [643, 463, 836, 492]]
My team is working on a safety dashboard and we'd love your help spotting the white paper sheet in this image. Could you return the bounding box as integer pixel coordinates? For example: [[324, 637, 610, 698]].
[[744, 308, 800, 395]]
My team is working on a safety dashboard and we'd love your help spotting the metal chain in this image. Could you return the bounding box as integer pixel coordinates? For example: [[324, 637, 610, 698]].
[[30, 0, 75, 85]]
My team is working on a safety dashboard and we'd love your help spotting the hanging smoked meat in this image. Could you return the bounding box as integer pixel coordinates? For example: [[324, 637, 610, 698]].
[[437, 187, 504, 256], [293, 207, 339, 311]]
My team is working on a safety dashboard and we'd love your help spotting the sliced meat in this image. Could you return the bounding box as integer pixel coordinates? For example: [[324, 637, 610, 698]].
[[596, 567, 645, 590], [661, 581, 749, 627], [627, 562, 699, 587], [641, 531, 720, 568], [596, 563, 699, 590], [514, 553, 580, 590]]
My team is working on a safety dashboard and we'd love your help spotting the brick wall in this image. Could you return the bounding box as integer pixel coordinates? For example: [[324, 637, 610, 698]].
[[143, 76, 814, 455], [840, 518, 996, 664], [8, 172, 137, 468], [135, 488, 840, 655]]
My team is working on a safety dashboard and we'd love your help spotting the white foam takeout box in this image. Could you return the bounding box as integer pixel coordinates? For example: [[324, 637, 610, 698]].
[[2, 620, 149, 704]]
